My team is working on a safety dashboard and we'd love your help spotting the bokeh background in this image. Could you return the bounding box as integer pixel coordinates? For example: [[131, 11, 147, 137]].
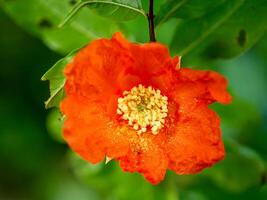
[[0, 0, 267, 199]]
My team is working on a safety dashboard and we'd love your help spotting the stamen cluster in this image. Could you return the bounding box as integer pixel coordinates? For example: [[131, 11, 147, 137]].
[[117, 84, 168, 135]]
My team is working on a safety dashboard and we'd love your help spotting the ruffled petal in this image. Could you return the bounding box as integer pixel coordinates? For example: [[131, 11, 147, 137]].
[[177, 68, 232, 104], [166, 103, 225, 174], [166, 68, 230, 174], [66, 32, 179, 99], [128, 43, 180, 94], [119, 134, 168, 184], [64, 33, 141, 117], [61, 95, 131, 163]]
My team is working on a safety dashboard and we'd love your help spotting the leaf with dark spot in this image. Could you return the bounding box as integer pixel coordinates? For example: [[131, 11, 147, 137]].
[[69, 0, 77, 6], [171, 0, 267, 64], [39, 18, 53, 28], [237, 29, 247, 47], [261, 173, 267, 186], [1, 0, 133, 54]]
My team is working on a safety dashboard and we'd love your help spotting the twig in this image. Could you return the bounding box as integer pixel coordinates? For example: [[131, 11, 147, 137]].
[[148, 0, 156, 42]]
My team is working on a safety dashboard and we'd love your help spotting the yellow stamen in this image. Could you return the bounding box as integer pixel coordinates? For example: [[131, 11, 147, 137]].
[[117, 84, 168, 135]]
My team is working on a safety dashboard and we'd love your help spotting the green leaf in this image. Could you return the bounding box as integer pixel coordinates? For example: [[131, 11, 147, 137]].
[[68, 152, 179, 200], [46, 108, 64, 143], [170, 0, 267, 63], [41, 49, 78, 109], [155, 0, 186, 27], [205, 139, 266, 192], [60, 0, 146, 27], [196, 0, 267, 60], [170, 0, 245, 56], [0, 0, 124, 54], [211, 97, 261, 138], [155, 0, 225, 26]]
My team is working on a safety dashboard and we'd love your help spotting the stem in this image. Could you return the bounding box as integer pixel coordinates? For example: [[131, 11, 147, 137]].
[[58, 1, 85, 28], [148, 0, 156, 42]]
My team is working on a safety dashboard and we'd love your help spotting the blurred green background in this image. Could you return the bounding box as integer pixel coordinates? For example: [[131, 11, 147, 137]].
[[0, 0, 267, 199]]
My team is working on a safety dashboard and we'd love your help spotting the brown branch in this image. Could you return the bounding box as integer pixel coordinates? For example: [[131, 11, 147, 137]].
[[148, 0, 156, 42]]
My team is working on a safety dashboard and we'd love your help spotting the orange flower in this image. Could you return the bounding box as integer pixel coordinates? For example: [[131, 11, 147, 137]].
[[60, 32, 232, 184]]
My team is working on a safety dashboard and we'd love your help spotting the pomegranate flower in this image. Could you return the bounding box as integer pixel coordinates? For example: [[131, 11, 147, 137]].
[[60, 32, 232, 184]]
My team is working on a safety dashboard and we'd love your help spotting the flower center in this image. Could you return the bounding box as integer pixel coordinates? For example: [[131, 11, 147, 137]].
[[117, 84, 168, 135]]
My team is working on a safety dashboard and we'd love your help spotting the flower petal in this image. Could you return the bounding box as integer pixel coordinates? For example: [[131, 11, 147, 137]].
[[129, 43, 180, 94], [61, 95, 131, 163], [166, 103, 225, 174], [177, 68, 232, 104], [119, 134, 168, 184], [64, 34, 142, 117]]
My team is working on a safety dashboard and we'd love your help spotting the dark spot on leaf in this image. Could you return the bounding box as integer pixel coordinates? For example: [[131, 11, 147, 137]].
[[202, 41, 230, 59], [69, 0, 77, 5], [39, 18, 53, 28], [261, 173, 267, 186], [237, 29, 247, 47]]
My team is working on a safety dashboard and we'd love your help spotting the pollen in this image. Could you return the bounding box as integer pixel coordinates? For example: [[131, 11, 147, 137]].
[[117, 84, 168, 135]]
